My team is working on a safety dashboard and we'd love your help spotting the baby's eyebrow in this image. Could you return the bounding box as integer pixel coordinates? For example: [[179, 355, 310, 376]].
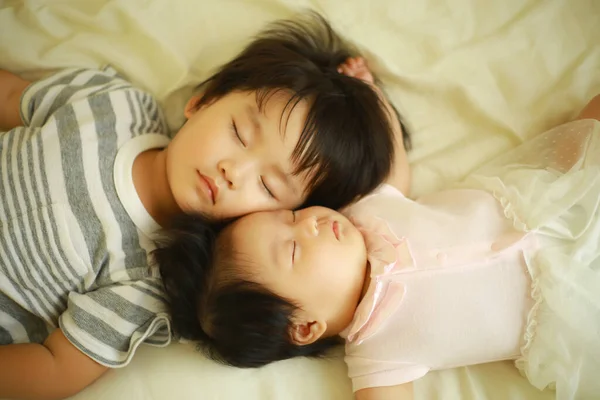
[[270, 215, 288, 268], [270, 237, 280, 268]]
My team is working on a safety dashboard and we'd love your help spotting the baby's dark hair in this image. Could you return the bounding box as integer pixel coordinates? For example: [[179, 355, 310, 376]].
[[192, 11, 410, 210], [154, 214, 342, 368]]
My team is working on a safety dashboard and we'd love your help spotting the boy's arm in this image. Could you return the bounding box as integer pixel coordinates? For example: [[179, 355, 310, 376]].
[[367, 83, 411, 196], [338, 58, 411, 196], [0, 328, 108, 400], [355, 382, 414, 400], [0, 69, 30, 131], [576, 94, 600, 121], [380, 97, 411, 196]]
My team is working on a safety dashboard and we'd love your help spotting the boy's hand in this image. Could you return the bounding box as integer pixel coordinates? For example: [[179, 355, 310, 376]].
[[0, 328, 108, 400], [0, 69, 30, 131], [338, 57, 375, 84]]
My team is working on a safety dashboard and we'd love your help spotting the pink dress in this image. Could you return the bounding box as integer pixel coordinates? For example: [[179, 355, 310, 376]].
[[341, 120, 600, 399]]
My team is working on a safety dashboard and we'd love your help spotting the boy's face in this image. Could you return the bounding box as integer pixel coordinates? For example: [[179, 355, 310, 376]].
[[166, 91, 311, 220]]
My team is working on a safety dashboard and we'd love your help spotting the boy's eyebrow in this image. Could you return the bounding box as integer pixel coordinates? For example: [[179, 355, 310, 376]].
[[276, 169, 298, 196], [246, 104, 262, 139]]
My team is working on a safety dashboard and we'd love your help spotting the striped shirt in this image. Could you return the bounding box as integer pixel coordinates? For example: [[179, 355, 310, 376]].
[[0, 67, 172, 367]]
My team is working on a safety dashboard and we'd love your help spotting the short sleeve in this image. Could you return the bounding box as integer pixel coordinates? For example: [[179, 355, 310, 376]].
[[58, 278, 172, 367], [20, 67, 126, 128], [345, 355, 430, 392], [19, 66, 167, 137]]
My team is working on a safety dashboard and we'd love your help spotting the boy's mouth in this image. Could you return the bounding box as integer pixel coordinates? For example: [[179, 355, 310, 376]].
[[197, 171, 218, 204]]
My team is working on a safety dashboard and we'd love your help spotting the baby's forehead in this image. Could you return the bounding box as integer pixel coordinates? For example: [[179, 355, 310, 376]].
[[234, 209, 282, 231], [220, 213, 266, 248], [227, 209, 300, 246]]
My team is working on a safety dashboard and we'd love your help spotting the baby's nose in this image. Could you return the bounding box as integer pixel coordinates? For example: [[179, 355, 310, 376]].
[[298, 216, 319, 237]]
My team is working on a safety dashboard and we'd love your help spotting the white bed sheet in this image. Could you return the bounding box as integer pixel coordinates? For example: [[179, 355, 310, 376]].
[[1, 0, 599, 399]]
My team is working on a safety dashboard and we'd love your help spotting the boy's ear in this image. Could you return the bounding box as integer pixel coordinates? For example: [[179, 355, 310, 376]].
[[289, 317, 327, 346], [184, 95, 203, 118]]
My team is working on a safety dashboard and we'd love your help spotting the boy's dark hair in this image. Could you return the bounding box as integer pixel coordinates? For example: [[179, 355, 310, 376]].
[[193, 11, 410, 210], [154, 214, 342, 368]]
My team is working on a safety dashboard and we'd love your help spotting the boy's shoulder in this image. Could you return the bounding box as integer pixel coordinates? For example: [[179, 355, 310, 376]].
[[67, 65, 160, 108], [26, 66, 169, 137], [22, 66, 167, 132]]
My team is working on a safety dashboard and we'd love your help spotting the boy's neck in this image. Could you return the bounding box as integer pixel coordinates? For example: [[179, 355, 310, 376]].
[[132, 149, 181, 228]]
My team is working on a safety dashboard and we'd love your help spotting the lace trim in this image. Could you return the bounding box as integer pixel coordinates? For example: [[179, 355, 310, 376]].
[[490, 190, 545, 382], [515, 258, 556, 390], [494, 192, 529, 233], [515, 266, 542, 374]]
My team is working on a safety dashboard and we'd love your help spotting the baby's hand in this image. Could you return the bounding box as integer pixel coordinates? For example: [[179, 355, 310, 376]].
[[337, 57, 374, 84]]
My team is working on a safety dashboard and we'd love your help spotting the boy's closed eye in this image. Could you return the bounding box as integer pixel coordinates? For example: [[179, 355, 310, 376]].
[[232, 116, 279, 200], [231, 119, 246, 147], [260, 176, 276, 199]]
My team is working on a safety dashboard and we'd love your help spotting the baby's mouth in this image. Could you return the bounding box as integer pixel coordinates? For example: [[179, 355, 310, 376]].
[[332, 220, 340, 241]]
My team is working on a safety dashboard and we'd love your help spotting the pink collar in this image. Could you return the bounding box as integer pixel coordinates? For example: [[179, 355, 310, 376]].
[[342, 215, 416, 345]]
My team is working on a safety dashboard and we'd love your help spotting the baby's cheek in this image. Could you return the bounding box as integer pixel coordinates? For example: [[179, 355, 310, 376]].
[[319, 254, 346, 280]]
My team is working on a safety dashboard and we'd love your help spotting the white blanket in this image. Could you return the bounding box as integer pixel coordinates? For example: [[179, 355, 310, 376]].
[[1, 0, 599, 398]]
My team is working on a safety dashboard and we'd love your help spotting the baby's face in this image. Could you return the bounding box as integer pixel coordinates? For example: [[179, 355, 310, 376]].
[[227, 206, 368, 331], [166, 91, 311, 220]]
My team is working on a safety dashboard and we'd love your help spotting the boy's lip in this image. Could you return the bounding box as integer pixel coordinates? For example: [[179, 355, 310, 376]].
[[197, 171, 218, 204]]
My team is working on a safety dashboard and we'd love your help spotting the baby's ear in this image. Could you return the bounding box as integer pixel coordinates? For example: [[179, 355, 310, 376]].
[[184, 95, 203, 118], [289, 317, 327, 346]]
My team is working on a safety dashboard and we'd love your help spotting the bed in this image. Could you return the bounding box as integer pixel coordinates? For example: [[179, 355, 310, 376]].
[[1, 0, 599, 399]]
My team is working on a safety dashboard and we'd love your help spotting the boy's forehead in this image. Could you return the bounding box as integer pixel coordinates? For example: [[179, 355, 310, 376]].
[[252, 90, 311, 129], [253, 89, 297, 113]]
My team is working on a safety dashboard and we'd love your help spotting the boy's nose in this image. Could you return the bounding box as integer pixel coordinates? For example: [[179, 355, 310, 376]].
[[218, 158, 254, 189]]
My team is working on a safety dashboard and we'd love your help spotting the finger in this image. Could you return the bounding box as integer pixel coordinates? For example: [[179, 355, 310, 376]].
[[342, 67, 355, 77], [338, 59, 352, 71]]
